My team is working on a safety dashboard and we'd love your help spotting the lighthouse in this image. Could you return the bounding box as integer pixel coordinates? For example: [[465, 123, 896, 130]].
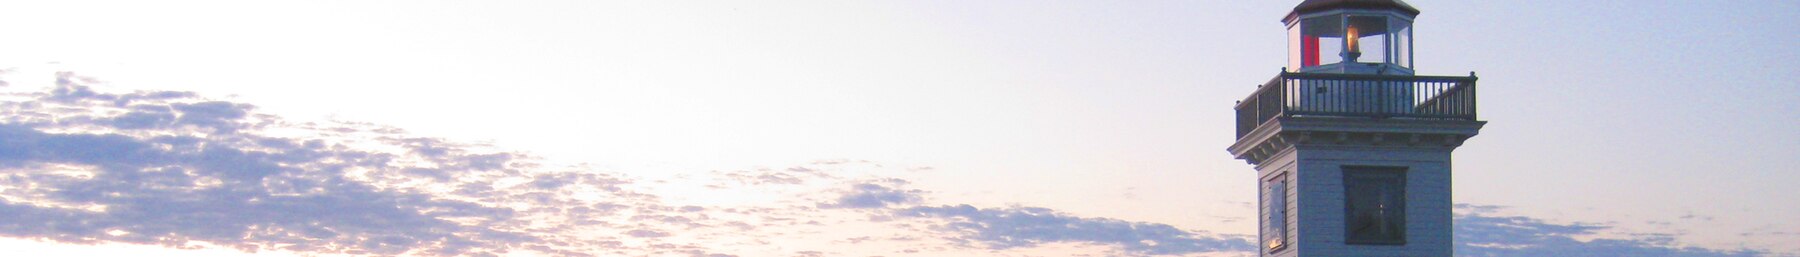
[[1227, 1, 1485, 256]]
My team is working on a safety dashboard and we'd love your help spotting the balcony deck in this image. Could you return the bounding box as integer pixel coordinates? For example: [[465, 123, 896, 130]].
[[1235, 72, 1478, 139]]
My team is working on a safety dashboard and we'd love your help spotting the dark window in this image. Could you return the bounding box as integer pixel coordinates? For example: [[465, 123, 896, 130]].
[[1343, 166, 1406, 245], [1266, 174, 1289, 252]]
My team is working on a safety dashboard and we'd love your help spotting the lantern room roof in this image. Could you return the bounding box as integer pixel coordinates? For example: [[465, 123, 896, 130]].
[[1289, 0, 1420, 17]]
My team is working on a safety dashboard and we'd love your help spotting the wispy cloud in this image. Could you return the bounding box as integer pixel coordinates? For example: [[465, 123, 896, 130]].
[[808, 179, 1254, 255], [1455, 204, 1769, 257], [3, 73, 1266, 256], [0, 72, 1783, 256], [897, 204, 1254, 255], [2, 74, 535, 256], [820, 179, 922, 209]]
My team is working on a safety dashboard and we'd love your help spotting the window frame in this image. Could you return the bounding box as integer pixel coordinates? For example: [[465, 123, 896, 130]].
[[1266, 173, 1291, 253], [1342, 166, 1408, 245]]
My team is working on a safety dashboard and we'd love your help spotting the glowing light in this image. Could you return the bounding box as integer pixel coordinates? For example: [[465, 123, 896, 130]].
[[1345, 25, 1362, 54]]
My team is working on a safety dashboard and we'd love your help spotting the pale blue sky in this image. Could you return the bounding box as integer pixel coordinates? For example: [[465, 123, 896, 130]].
[[0, 0, 1795, 256]]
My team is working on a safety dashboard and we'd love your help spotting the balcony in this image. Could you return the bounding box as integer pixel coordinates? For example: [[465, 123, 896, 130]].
[[1235, 72, 1478, 139]]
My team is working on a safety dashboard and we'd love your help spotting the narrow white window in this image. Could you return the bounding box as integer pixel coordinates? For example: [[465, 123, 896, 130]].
[[1266, 174, 1289, 252]]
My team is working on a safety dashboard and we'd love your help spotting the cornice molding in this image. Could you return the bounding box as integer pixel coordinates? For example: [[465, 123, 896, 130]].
[[1227, 117, 1485, 165]]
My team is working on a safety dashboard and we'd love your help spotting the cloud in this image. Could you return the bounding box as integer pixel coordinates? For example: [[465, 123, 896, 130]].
[[5, 74, 1129, 256], [710, 165, 836, 187], [821, 179, 922, 209], [169, 101, 254, 132], [0, 73, 1783, 257], [626, 229, 670, 238], [894, 204, 1254, 255], [0, 74, 746, 256], [0, 78, 540, 256], [1454, 204, 1769, 257], [811, 179, 1253, 255]]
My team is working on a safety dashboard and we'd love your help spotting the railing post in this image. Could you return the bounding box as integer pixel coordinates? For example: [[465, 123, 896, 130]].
[[1468, 78, 1477, 120]]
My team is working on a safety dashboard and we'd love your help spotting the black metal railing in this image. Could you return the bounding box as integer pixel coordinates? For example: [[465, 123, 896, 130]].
[[1235, 72, 1478, 139]]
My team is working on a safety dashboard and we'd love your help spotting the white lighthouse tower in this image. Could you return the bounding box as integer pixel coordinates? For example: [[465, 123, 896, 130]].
[[1228, 1, 1485, 256]]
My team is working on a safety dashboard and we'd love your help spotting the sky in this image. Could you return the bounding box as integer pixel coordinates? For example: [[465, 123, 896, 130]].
[[0, 0, 1796, 256]]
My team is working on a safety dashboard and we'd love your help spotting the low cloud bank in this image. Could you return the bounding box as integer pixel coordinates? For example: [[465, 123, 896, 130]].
[[0, 73, 1780, 256], [1455, 204, 1768, 257]]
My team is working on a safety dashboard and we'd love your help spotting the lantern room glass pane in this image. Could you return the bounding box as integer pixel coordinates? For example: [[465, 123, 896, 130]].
[[1288, 23, 1302, 71], [1394, 19, 1413, 69], [1346, 16, 1388, 64], [1300, 16, 1343, 66]]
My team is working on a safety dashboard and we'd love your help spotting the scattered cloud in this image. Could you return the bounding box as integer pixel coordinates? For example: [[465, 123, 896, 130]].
[[1455, 204, 1769, 257], [625, 229, 670, 238], [896, 204, 1254, 255], [0, 73, 1783, 256], [1, 77, 534, 256], [3, 74, 1266, 256], [820, 179, 922, 209]]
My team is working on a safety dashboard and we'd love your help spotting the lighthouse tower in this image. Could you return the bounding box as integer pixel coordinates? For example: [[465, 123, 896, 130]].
[[1228, 1, 1485, 257]]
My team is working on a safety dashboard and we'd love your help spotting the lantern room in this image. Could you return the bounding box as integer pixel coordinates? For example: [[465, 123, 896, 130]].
[[1284, 0, 1418, 75]]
